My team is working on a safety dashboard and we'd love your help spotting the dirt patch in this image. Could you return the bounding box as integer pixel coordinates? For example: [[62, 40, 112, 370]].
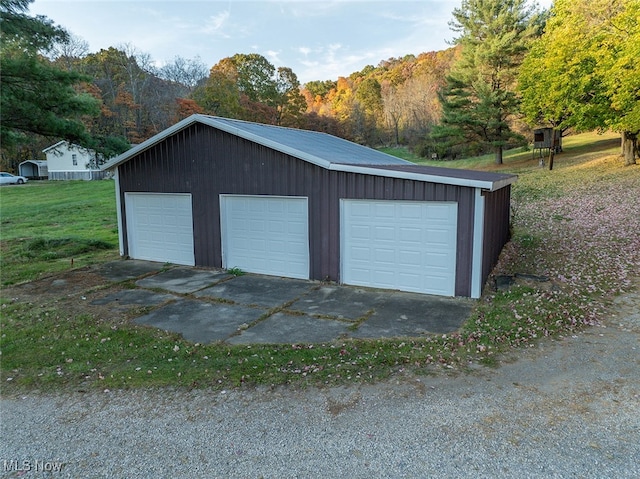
[[1, 266, 161, 326]]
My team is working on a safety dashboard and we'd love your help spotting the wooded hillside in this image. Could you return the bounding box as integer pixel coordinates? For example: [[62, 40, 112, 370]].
[[1, 0, 637, 170]]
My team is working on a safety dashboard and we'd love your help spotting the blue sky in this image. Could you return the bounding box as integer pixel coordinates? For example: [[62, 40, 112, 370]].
[[30, 0, 552, 84]]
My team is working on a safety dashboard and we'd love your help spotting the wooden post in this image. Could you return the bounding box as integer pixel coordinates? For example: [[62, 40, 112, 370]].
[[548, 129, 556, 171]]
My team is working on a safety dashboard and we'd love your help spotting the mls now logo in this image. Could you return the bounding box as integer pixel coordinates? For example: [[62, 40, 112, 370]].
[[3, 459, 65, 472]]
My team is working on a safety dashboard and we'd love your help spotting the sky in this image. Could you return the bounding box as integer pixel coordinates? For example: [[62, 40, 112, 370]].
[[29, 0, 552, 84]]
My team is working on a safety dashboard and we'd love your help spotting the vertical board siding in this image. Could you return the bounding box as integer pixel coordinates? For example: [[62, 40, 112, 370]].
[[481, 186, 512, 286], [118, 123, 497, 297]]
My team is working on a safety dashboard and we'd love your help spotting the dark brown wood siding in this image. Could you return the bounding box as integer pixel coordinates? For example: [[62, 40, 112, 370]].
[[481, 185, 512, 286], [117, 123, 488, 296]]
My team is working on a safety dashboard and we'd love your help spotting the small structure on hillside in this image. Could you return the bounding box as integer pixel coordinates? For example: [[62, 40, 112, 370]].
[[18, 160, 48, 179], [533, 128, 562, 158]]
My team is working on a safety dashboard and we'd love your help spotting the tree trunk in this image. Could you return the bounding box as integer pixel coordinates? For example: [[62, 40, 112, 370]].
[[622, 131, 638, 166], [548, 128, 557, 171], [494, 145, 503, 165]]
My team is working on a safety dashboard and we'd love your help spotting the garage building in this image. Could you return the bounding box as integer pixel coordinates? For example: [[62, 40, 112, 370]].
[[102, 114, 516, 298]]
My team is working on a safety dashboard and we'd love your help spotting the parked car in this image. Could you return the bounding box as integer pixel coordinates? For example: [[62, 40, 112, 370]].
[[0, 172, 28, 185]]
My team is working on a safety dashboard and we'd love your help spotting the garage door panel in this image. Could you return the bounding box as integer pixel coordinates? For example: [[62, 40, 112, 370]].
[[398, 203, 423, 219], [399, 227, 422, 242], [126, 193, 195, 266], [267, 239, 286, 253], [268, 219, 285, 234], [250, 219, 265, 232], [426, 229, 452, 246], [374, 203, 395, 217], [221, 196, 309, 279], [374, 226, 395, 240], [374, 248, 395, 264], [426, 251, 452, 268], [398, 250, 421, 266], [287, 221, 307, 235], [350, 246, 370, 261], [342, 200, 457, 296]]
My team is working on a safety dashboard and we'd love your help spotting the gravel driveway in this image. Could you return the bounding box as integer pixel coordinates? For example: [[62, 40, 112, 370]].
[[2, 289, 638, 478]]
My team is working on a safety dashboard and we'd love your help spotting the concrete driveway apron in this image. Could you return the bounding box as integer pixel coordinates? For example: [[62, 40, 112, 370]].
[[93, 261, 473, 344]]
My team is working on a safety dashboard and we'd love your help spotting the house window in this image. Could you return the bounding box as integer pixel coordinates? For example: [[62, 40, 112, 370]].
[[72, 154, 77, 166]]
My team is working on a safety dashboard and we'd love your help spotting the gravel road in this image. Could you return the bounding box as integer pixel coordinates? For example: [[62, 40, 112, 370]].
[[1, 289, 638, 478]]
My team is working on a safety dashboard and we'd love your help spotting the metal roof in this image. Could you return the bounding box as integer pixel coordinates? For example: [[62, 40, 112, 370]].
[[101, 114, 516, 191], [203, 116, 411, 167], [19, 160, 48, 166]]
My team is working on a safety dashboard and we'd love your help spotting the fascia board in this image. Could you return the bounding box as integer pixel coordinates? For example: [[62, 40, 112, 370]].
[[329, 163, 517, 191]]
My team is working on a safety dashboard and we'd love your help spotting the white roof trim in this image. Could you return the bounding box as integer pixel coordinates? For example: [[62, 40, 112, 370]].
[[42, 140, 68, 153], [328, 164, 516, 191], [19, 159, 48, 165]]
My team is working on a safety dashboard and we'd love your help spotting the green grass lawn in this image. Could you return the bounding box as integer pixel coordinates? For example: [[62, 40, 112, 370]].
[[1, 133, 638, 393], [0, 180, 119, 286], [381, 130, 621, 171]]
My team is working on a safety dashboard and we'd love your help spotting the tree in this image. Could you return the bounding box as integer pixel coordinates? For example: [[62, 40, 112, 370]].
[[48, 33, 89, 71], [274, 67, 306, 127], [227, 53, 278, 105], [304, 80, 336, 100], [82, 45, 157, 142], [194, 53, 308, 126], [192, 67, 242, 118], [586, 0, 638, 164], [433, 0, 543, 163], [0, 0, 98, 149], [329, 77, 356, 139], [158, 55, 208, 93], [519, 0, 639, 165]]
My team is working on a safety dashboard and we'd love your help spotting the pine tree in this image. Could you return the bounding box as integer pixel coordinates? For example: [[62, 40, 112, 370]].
[[0, 0, 127, 158], [433, 0, 543, 163]]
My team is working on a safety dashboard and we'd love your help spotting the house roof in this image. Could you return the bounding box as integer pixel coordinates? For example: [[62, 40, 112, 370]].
[[42, 140, 68, 153], [101, 114, 516, 191], [19, 160, 48, 166], [42, 140, 97, 155]]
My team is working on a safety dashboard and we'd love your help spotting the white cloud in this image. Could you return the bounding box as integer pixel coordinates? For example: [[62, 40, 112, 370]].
[[265, 49, 282, 64], [200, 11, 231, 36]]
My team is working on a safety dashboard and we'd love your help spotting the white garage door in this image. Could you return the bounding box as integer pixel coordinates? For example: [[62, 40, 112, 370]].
[[220, 195, 309, 279], [341, 200, 457, 296], [125, 193, 195, 265]]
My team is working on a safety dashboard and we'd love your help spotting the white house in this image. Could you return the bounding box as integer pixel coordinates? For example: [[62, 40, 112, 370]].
[[43, 141, 108, 180]]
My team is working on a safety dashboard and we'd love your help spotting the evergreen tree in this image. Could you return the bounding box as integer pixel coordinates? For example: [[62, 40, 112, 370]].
[[1, 0, 91, 145], [0, 0, 128, 158], [433, 0, 543, 163]]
